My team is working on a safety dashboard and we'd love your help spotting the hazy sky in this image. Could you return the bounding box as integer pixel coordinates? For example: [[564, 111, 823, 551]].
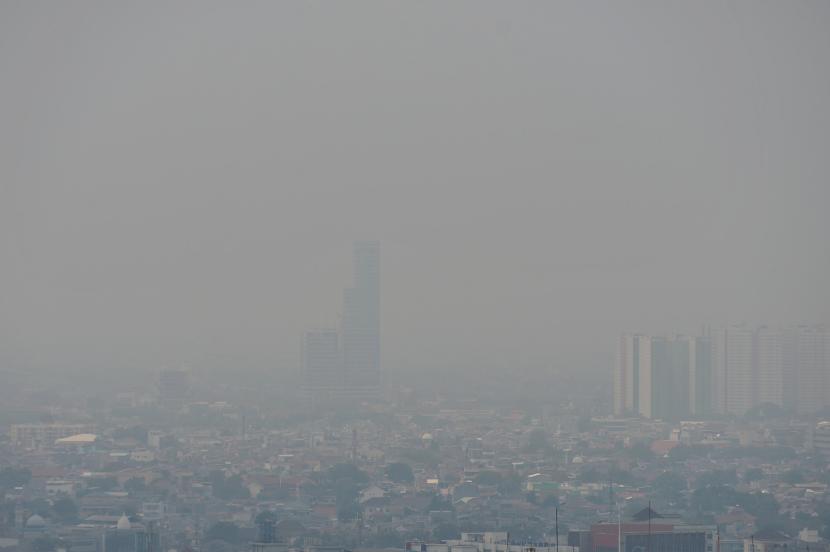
[[2, 2, 828, 380]]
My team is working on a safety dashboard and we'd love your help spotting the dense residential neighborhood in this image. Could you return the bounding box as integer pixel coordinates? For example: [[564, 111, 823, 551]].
[[2, 370, 829, 552]]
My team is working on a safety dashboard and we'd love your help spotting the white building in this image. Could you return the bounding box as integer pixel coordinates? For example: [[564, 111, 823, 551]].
[[756, 326, 785, 407], [795, 325, 829, 415], [615, 334, 711, 419], [615, 334, 652, 417]]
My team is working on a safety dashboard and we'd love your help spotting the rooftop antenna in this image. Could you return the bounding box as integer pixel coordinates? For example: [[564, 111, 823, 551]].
[[647, 500, 652, 552]]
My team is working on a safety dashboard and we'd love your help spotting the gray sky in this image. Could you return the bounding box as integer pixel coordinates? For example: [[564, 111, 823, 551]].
[[2, 1, 828, 380]]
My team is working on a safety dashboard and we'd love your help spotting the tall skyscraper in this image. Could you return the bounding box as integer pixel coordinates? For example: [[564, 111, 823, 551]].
[[794, 325, 829, 415], [158, 368, 189, 406], [710, 324, 830, 416], [615, 334, 651, 417], [711, 325, 755, 416], [620, 324, 829, 419], [756, 326, 785, 406], [301, 241, 381, 407], [690, 335, 712, 416], [342, 241, 381, 396], [301, 328, 340, 405]]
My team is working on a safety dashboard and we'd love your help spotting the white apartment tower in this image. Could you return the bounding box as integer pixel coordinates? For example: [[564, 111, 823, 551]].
[[615, 334, 653, 418], [701, 325, 826, 416], [795, 325, 829, 415], [711, 325, 755, 416], [756, 326, 785, 406], [615, 333, 713, 420]]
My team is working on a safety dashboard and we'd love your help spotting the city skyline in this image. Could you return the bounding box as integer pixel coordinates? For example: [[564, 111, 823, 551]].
[[615, 324, 830, 420], [1, 2, 830, 548], [303, 241, 381, 405], [2, 2, 829, 381]]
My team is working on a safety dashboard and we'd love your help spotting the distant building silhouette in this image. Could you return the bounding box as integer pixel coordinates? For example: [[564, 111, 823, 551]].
[[617, 324, 829, 419], [615, 334, 710, 420], [341, 240, 381, 397], [712, 324, 829, 416], [301, 328, 340, 407], [158, 368, 189, 406], [302, 241, 381, 407]]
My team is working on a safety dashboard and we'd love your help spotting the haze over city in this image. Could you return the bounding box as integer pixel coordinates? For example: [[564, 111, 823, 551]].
[[2, 5, 830, 552], [2, 2, 828, 385]]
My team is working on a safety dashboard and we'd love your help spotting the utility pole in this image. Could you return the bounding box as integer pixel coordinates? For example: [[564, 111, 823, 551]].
[[555, 507, 559, 552], [617, 503, 622, 552], [608, 475, 614, 521]]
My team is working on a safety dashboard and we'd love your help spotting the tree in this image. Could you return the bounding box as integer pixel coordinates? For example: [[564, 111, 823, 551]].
[[782, 469, 804, 485], [474, 471, 503, 486], [334, 478, 361, 508], [691, 484, 738, 515], [743, 468, 764, 483], [577, 416, 593, 433], [653, 472, 686, 500], [52, 497, 78, 522], [328, 464, 369, 485], [28, 498, 51, 517], [609, 467, 639, 487], [369, 530, 405, 547], [696, 469, 737, 488], [0, 467, 31, 492], [386, 462, 414, 484], [667, 445, 711, 462], [524, 429, 552, 454], [92, 477, 118, 491], [255, 511, 278, 525], [112, 426, 148, 444], [541, 494, 559, 509], [401, 447, 440, 467], [427, 494, 454, 513], [691, 484, 781, 527], [28, 537, 65, 552], [336, 502, 362, 523], [745, 403, 786, 420], [329, 464, 367, 524], [210, 472, 250, 500], [203, 541, 234, 552], [124, 477, 147, 494], [497, 472, 523, 495], [205, 522, 241, 544], [432, 522, 460, 540], [579, 466, 602, 483], [626, 442, 654, 462]]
